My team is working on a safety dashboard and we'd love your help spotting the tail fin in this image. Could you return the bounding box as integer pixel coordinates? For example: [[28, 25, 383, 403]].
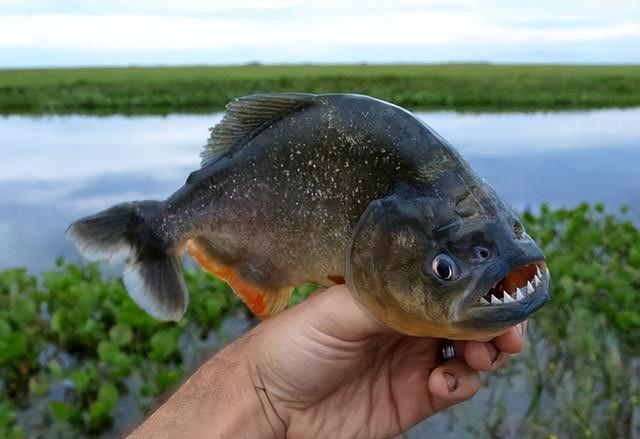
[[66, 201, 188, 321]]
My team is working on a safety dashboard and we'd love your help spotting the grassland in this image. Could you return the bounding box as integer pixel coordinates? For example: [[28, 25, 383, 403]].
[[1, 64, 639, 115]]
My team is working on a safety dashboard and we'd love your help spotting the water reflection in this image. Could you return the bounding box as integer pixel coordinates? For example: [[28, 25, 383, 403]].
[[1, 108, 639, 271]]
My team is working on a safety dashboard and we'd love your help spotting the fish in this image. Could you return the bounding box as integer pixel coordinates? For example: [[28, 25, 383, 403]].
[[67, 93, 550, 340]]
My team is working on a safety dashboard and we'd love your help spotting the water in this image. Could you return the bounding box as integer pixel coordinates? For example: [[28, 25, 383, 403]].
[[1, 108, 639, 272], [1, 109, 639, 436]]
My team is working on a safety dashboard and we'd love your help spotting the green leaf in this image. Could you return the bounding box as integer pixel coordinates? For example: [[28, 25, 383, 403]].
[[47, 359, 64, 379], [50, 310, 65, 333], [9, 296, 37, 325], [0, 333, 28, 364], [153, 369, 182, 393], [71, 370, 91, 394], [0, 319, 11, 338], [97, 339, 131, 376], [109, 323, 133, 346], [150, 329, 179, 362], [49, 401, 73, 422], [98, 382, 119, 408], [629, 245, 640, 268], [88, 400, 111, 425], [29, 373, 49, 396], [616, 310, 640, 331], [0, 401, 16, 427], [78, 318, 101, 340], [88, 383, 119, 428], [97, 340, 120, 363]]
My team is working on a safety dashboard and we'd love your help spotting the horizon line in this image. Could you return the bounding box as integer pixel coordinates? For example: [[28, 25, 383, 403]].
[[2, 61, 639, 71]]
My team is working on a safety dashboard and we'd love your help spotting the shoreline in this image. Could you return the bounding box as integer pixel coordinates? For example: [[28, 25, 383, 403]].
[[1, 64, 639, 115]]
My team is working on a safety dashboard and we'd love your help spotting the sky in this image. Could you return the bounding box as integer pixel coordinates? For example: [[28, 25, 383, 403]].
[[1, 0, 639, 68]]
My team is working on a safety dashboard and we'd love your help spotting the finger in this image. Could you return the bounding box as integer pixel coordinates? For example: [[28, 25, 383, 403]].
[[296, 284, 389, 340], [427, 358, 481, 412], [463, 339, 511, 371], [493, 320, 527, 354]]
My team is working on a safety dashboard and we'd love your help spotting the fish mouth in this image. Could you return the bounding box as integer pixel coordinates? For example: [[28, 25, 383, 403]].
[[475, 260, 549, 306], [461, 260, 550, 329]]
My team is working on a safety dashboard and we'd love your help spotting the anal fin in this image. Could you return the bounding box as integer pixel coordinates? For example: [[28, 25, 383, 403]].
[[186, 239, 292, 319]]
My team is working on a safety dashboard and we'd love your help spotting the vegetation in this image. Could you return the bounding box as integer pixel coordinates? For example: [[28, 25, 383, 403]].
[[1, 64, 639, 115], [452, 203, 640, 438], [0, 203, 638, 437], [0, 261, 314, 438]]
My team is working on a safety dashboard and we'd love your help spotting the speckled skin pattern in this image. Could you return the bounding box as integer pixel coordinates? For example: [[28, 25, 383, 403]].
[[151, 94, 549, 339]]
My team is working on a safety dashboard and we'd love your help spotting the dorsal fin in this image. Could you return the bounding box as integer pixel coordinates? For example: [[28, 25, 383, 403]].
[[201, 93, 317, 167]]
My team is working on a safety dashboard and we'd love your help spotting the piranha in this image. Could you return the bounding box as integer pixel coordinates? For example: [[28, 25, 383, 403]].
[[67, 93, 550, 340]]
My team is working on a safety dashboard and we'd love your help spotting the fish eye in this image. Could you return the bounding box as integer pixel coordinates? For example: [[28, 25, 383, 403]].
[[431, 254, 459, 281]]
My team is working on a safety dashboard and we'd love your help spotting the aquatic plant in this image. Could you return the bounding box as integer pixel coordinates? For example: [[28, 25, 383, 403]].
[[0, 203, 638, 437]]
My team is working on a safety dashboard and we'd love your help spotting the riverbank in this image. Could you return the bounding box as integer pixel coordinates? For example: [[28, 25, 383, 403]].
[[1, 64, 639, 115]]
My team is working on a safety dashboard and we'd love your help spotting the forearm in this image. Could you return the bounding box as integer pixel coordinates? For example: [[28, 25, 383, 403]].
[[128, 334, 282, 439]]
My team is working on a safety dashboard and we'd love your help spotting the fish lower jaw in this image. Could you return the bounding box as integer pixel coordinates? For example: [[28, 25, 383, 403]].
[[476, 261, 549, 307]]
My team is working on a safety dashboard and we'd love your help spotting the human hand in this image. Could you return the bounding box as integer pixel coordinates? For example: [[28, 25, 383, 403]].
[[246, 284, 527, 438], [130, 284, 526, 438]]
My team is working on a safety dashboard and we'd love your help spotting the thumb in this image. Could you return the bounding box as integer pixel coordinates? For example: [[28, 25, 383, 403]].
[[427, 358, 481, 412]]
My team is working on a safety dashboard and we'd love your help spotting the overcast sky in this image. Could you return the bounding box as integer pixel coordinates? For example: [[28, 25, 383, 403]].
[[1, 0, 639, 68]]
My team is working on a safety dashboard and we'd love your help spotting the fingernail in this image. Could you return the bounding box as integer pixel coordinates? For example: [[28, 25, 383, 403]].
[[444, 372, 457, 392], [486, 341, 500, 365], [515, 323, 523, 339]]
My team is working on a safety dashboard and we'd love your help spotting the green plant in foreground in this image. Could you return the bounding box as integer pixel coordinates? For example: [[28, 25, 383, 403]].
[[0, 203, 638, 437], [0, 401, 25, 439], [522, 203, 640, 351], [515, 203, 639, 438], [0, 260, 246, 436]]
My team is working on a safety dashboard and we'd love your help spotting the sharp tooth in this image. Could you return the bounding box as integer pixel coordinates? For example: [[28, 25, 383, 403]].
[[536, 266, 542, 277], [503, 292, 515, 303], [526, 281, 534, 294], [534, 274, 540, 285], [516, 288, 525, 300], [480, 297, 490, 305], [491, 295, 502, 304]]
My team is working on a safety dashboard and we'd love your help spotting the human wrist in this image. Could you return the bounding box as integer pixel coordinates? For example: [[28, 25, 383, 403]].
[[204, 334, 284, 438], [129, 333, 284, 438]]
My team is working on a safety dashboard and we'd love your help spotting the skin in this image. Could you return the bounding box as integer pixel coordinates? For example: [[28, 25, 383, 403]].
[[129, 285, 526, 438]]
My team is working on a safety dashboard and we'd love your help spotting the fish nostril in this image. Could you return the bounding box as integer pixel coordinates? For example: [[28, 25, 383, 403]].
[[513, 221, 523, 239], [474, 246, 491, 260]]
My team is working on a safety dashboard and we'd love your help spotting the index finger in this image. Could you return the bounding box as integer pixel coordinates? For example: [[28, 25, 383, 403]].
[[492, 320, 527, 354]]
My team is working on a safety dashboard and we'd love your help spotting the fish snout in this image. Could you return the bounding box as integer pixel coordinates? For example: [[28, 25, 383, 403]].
[[472, 245, 492, 262]]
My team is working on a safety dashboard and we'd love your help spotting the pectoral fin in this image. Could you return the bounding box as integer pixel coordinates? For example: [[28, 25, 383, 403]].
[[186, 238, 292, 318]]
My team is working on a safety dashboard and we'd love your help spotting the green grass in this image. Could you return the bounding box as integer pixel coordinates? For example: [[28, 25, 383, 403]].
[[1, 64, 639, 115], [0, 203, 639, 437]]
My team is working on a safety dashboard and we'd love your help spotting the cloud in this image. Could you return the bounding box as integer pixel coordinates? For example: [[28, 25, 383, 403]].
[[1, 12, 637, 50], [0, 0, 638, 65]]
